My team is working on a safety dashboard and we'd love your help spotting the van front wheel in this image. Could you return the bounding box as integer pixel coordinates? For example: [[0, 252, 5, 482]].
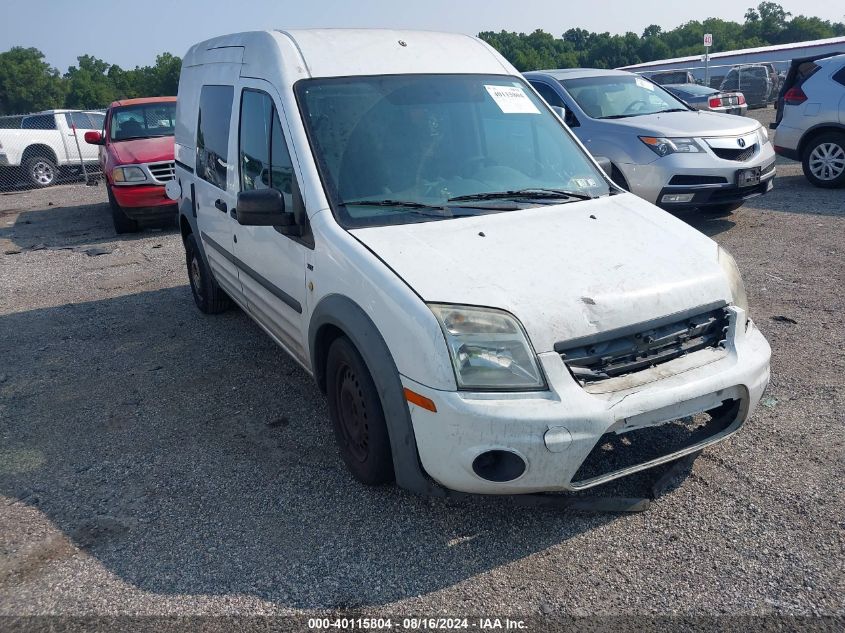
[[326, 336, 395, 485]]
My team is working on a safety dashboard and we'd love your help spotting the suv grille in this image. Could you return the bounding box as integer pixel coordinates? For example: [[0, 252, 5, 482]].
[[555, 304, 730, 384], [148, 161, 175, 182], [712, 144, 758, 161]]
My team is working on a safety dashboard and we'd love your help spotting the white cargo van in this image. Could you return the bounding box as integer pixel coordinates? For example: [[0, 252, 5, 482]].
[[172, 30, 771, 497]]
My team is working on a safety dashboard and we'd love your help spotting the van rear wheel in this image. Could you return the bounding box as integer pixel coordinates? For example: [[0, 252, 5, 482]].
[[184, 233, 230, 314], [326, 336, 395, 485]]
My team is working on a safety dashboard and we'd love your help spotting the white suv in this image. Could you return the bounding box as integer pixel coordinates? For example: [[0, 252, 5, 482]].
[[172, 30, 771, 497], [772, 53, 845, 187]]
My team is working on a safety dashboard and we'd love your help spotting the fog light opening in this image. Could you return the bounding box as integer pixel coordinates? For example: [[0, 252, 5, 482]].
[[472, 450, 526, 482], [661, 193, 695, 204]]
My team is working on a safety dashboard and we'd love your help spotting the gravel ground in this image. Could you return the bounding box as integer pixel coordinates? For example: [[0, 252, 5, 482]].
[[0, 108, 843, 625]]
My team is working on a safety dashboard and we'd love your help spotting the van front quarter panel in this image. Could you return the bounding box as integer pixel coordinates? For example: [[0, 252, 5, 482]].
[[306, 210, 458, 392]]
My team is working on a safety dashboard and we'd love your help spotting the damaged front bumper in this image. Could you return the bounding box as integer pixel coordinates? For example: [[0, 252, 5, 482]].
[[403, 307, 770, 495]]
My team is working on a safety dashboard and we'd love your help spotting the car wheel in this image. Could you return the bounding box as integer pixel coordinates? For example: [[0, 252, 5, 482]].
[[326, 336, 395, 485], [184, 233, 230, 314], [107, 184, 140, 234], [25, 156, 57, 188], [703, 202, 743, 215], [802, 132, 845, 188]]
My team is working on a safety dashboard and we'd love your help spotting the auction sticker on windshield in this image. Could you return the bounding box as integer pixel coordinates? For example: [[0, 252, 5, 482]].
[[485, 85, 540, 114]]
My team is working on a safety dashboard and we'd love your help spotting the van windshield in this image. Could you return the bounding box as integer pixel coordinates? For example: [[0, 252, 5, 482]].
[[296, 74, 611, 228]]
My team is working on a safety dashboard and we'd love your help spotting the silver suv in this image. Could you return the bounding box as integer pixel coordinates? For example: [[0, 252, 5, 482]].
[[526, 69, 776, 214], [772, 53, 845, 188]]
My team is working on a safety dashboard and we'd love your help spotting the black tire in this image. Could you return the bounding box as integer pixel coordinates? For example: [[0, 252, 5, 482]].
[[326, 336, 395, 485], [107, 184, 140, 234], [25, 155, 57, 188], [184, 233, 230, 314], [801, 132, 845, 188], [703, 202, 743, 215]]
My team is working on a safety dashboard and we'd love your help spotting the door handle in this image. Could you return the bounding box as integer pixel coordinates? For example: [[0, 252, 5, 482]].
[[214, 199, 227, 213]]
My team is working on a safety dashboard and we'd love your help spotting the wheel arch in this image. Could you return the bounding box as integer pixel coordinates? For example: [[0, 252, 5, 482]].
[[798, 123, 845, 158], [21, 144, 58, 165], [309, 294, 444, 496]]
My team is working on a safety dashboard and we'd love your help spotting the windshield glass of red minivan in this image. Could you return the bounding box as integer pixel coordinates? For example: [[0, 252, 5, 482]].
[[110, 103, 176, 141]]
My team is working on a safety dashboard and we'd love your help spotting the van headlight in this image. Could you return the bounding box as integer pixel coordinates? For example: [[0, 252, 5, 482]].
[[429, 304, 546, 391], [717, 246, 749, 321], [112, 166, 147, 183]]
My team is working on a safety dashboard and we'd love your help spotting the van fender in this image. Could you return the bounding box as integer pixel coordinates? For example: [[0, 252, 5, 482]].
[[309, 294, 445, 496]]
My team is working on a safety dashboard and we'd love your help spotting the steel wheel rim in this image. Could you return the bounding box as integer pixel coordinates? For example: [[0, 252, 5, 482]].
[[336, 364, 369, 463], [190, 255, 203, 300], [31, 161, 54, 185], [809, 143, 845, 180]]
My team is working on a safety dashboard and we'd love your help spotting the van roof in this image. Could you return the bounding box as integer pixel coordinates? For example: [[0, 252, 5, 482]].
[[183, 29, 513, 78]]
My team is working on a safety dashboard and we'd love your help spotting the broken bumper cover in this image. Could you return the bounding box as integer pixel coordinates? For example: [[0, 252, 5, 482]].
[[404, 307, 770, 495]]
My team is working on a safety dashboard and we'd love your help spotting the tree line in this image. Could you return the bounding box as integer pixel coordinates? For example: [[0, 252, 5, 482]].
[[1, 2, 843, 115], [0, 49, 180, 115], [480, 2, 845, 71]]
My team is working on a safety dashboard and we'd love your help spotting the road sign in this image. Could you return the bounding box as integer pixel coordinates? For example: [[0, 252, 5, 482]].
[[704, 33, 713, 47]]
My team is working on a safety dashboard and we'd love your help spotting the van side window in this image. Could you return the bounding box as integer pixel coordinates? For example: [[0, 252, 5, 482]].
[[270, 108, 297, 208], [197, 85, 234, 190], [237, 88, 300, 211], [239, 90, 272, 190]]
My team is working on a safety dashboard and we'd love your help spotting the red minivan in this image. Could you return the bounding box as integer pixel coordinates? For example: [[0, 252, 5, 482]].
[[85, 97, 177, 233]]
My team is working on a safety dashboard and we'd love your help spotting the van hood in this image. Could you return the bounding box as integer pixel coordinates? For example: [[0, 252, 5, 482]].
[[110, 135, 174, 165], [601, 110, 760, 138], [351, 194, 732, 353]]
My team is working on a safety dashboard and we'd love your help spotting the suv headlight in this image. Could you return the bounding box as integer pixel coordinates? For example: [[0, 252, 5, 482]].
[[640, 136, 703, 157], [718, 246, 749, 322], [112, 166, 147, 183], [757, 125, 769, 145], [429, 304, 545, 391]]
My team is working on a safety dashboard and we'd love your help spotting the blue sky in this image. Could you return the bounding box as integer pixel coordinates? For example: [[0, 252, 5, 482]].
[[2, 0, 841, 71]]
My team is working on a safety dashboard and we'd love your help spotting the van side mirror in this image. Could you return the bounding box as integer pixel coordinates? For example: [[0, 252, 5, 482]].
[[550, 105, 567, 121], [236, 188, 298, 234], [84, 131, 104, 145]]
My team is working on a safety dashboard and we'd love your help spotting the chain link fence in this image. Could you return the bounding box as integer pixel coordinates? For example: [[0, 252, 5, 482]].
[[0, 109, 106, 193]]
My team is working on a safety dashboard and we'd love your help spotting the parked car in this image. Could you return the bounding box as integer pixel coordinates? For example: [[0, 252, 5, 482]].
[[85, 97, 178, 233], [772, 52, 845, 187], [663, 83, 748, 116], [719, 65, 772, 108], [759, 62, 781, 102], [647, 70, 696, 85], [0, 109, 103, 187], [525, 68, 775, 213], [170, 30, 771, 497]]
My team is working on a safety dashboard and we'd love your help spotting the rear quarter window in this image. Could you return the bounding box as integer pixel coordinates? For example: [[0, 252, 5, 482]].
[[833, 65, 845, 87], [197, 85, 234, 189]]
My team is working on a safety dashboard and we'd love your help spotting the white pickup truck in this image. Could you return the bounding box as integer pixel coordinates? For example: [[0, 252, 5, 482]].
[[0, 109, 104, 187]]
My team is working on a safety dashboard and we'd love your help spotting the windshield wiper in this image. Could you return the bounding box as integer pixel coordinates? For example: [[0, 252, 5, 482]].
[[653, 108, 689, 114], [448, 188, 594, 203], [341, 199, 451, 217]]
